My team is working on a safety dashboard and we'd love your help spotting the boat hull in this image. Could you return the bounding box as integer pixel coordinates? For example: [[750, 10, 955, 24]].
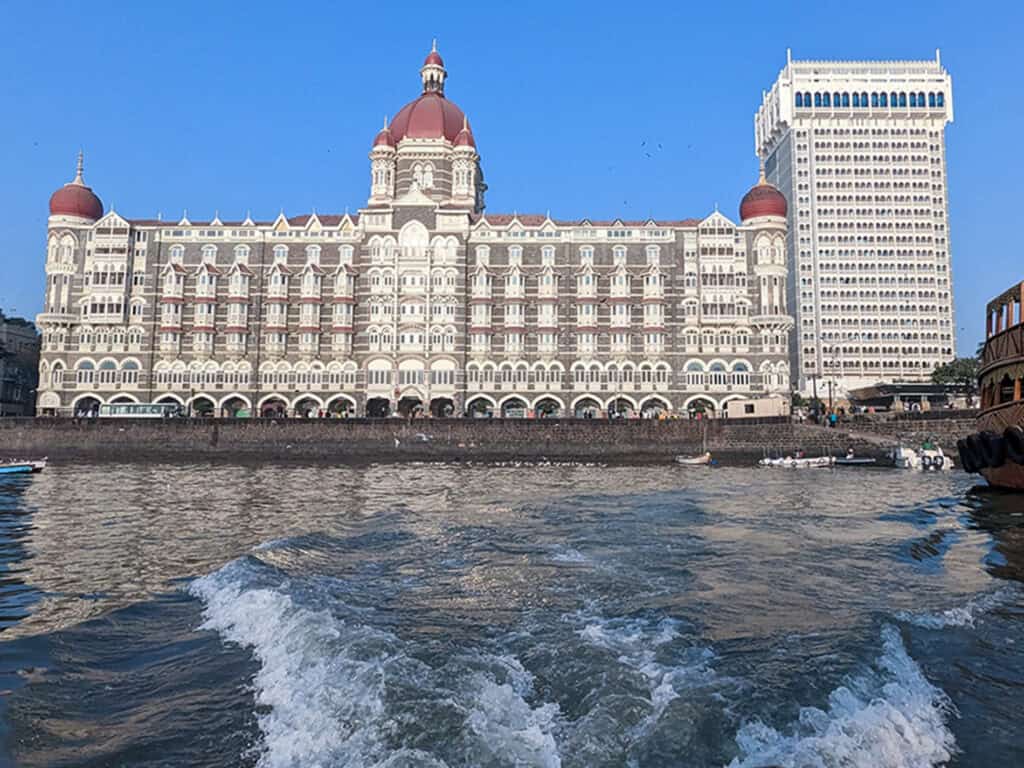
[[0, 464, 34, 475], [977, 402, 1024, 490]]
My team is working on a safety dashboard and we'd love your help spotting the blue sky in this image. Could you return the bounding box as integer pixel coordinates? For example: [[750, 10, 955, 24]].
[[1, 0, 1019, 355]]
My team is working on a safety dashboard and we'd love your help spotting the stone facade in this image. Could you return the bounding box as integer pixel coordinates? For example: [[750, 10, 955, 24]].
[[0, 311, 40, 416], [36, 46, 793, 418]]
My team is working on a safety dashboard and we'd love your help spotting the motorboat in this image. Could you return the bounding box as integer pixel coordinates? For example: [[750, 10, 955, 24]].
[[675, 452, 712, 466], [834, 451, 877, 467], [758, 455, 834, 469], [0, 458, 47, 475], [890, 444, 952, 471]]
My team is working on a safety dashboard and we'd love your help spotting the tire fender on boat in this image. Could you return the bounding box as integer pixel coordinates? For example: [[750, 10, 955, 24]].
[[1004, 426, 1024, 465], [966, 433, 989, 470], [979, 430, 1007, 469], [957, 439, 980, 473]]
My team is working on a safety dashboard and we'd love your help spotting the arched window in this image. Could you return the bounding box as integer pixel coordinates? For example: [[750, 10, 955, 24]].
[[936, 92, 944, 107], [879, 93, 888, 107], [814, 92, 822, 107], [918, 91, 925, 106], [273, 245, 288, 262], [898, 92, 907, 107], [795, 92, 803, 107], [822, 92, 830, 107], [909, 93, 917, 107], [852, 93, 859, 107], [803, 91, 811, 106], [841, 92, 850, 107], [861, 91, 868, 106]]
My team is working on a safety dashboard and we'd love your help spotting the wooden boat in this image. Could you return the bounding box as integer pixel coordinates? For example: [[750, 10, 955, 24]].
[[0, 458, 46, 475], [675, 452, 711, 466], [959, 280, 1024, 489]]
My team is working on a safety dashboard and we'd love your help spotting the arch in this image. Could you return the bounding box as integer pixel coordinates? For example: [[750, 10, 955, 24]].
[[37, 391, 61, 410], [187, 394, 217, 416], [107, 394, 140, 404], [500, 396, 529, 418], [292, 394, 324, 417], [257, 394, 290, 412], [572, 395, 602, 418], [429, 397, 456, 418], [71, 393, 104, 414], [154, 393, 185, 406], [465, 395, 495, 417], [639, 396, 670, 417], [683, 395, 717, 413], [398, 219, 429, 248], [606, 395, 638, 418], [218, 393, 252, 418], [365, 397, 391, 418], [532, 395, 564, 418]]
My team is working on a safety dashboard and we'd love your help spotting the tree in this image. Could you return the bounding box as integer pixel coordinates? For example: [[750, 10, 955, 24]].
[[931, 357, 979, 395]]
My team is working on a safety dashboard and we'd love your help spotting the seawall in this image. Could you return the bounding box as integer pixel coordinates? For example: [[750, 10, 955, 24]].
[[0, 414, 976, 464]]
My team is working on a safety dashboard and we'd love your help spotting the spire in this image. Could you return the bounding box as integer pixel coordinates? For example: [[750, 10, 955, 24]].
[[73, 149, 85, 185], [758, 157, 767, 184], [383, 114, 389, 130], [432, 38, 437, 53]]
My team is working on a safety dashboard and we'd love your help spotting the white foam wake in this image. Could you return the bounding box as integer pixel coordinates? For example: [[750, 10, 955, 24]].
[[727, 625, 957, 768], [190, 558, 562, 768], [896, 583, 1020, 629]]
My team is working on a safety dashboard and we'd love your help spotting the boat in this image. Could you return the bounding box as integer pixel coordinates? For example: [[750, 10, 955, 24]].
[[834, 455, 877, 467], [675, 452, 711, 466], [758, 455, 834, 469], [890, 444, 952, 471], [0, 458, 46, 475], [958, 280, 1024, 489]]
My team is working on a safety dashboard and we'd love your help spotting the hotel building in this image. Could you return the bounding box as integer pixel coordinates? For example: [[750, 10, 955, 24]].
[[36, 45, 793, 418], [756, 51, 956, 396]]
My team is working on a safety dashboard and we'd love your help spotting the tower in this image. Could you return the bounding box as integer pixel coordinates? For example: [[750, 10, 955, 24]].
[[756, 52, 956, 395]]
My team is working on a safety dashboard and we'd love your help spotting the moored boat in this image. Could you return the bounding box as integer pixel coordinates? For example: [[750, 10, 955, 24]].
[[890, 444, 952, 471], [0, 458, 46, 475], [758, 455, 834, 469], [959, 281, 1024, 489], [675, 452, 712, 466]]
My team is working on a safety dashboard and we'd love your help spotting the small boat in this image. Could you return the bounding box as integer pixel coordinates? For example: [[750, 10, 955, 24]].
[[834, 451, 877, 467], [675, 452, 711, 466], [891, 445, 952, 471], [758, 456, 834, 469], [0, 458, 46, 475]]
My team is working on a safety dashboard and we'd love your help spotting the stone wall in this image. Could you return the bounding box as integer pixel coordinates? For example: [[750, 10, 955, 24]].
[[0, 416, 949, 464]]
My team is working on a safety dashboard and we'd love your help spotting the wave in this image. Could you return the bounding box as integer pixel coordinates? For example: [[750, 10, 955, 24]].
[[896, 583, 1020, 629], [189, 557, 562, 768], [727, 625, 957, 768]]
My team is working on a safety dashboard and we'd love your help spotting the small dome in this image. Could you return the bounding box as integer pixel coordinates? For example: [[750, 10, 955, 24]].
[[454, 117, 475, 148], [740, 164, 786, 221], [49, 152, 103, 221], [372, 122, 394, 148], [424, 49, 444, 67]]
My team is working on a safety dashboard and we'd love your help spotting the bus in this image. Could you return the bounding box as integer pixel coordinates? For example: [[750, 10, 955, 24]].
[[98, 403, 183, 419]]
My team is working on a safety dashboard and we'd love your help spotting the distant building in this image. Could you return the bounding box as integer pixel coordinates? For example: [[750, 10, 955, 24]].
[[0, 311, 40, 416], [35, 45, 794, 418], [756, 51, 956, 396]]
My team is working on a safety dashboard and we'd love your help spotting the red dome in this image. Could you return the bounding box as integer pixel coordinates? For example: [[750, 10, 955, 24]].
[[49, 180, 103, 220], [372, 125, 394, 147], [389, 92, 467, 143], [739, 182, 787, 221], [424, 50, 444, 67]]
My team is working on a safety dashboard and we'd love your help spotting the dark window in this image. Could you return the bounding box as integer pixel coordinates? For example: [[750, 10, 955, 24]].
[[891, 91, 898, 105], [861, 91, 868, 106], [842, 92, 850, 107], [937, 92, 944, 106], [880, 93, 888, 107], [852, 93, 860, 107], [815, 92, 822, 107], [822, 93, 830, 107], [928, 92, 936, 107], [909, 93, 917, 107], [795, 92, 803, 107], [804, 91, 811, 105], [872, 92, 879, 106], [899, 92, 907, 107], [918, 91, 925, 105], [744, 404, 755, 414]]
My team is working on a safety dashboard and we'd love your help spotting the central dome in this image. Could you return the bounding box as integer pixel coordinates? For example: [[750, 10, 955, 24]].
[[389, 92, 467, 143]]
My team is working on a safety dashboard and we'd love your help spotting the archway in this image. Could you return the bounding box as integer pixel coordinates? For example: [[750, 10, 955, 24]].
[[640, 397, 670, 419], [430, 397, 455, 418], [465, 396, 494, 418], [533, 397, 562, 418], [685, 396, 717, 419], [260, 396, 288, 418], [573, 397, 602, 419], [327, 395, 356, 417], [190, 395, 216, 417], [294, 397, 322, 418], [221, 396, 251, 418], [366, 397, 391, 418], [108, 395, 138, 404], [608, 397, 636, 419], [72, 395, 102, 417], [501, 397, 528, 419], [398, 396, 423, 418]]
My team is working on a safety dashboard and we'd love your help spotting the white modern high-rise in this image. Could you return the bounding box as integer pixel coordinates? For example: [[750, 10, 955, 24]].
[[755, 50, 956, 397]]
